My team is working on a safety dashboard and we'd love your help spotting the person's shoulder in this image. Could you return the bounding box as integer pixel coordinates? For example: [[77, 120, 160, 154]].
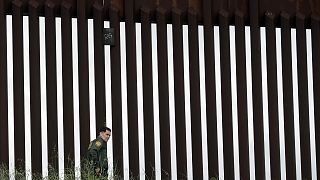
[[88, 139, 95, 149], [90, 138, 104, 150]]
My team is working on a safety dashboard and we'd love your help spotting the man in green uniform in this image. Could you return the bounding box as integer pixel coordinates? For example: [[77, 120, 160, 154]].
[[87, 126, 111, 178]]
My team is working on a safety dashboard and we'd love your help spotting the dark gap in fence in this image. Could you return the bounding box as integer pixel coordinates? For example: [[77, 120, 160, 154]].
[[93, 2, 106, 133], [202, 0, 218, 178], [109, 6, 123, 177], [219, 10, 235, 180], [156, 7, 172, 178], [29, 0, 42, 173], [235, 11, 250, 180], [188, 8, 203, 179], [77, 0, 90, 158], [124, 0, 140, 177], [172, 8, 188, 179], [12, 0, 25, 171], [249, 0, 265, 178], [280, 12, 296, 180], [61, 1, 75, 171], [311, 14, 320, 179], [265, 12, 281, 179], [45, 1, 59, 172], [141, 7, 156, 178], [0, 0, 9, 167], [296, 13, 312, 180]]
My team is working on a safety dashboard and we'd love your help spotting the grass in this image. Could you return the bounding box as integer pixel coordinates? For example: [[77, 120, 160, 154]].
[[0, 160, 218, 179], [0, 159, 112, 180]]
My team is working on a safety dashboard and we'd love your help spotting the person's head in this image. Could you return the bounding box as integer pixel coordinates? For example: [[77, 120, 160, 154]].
[[98, 127, 111, 142]]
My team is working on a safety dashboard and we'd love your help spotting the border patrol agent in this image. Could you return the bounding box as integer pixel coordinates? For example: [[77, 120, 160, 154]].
[[87, 126, 111, 178]]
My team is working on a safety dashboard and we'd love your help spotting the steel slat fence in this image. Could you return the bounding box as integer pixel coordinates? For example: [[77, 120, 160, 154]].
[[140, 8, 155, 178], [311, 15, 320, 180], [202, 1, 219, 180], [280, 12, 296, 180], [235, 11, 250, 180], [219, 11, 234, 180], [0, 2, 319, 180], [265, 14, 281, 179], [296, 14, 312, 180], [172, 9, 188, 179], [77, 0, 90, 159], [249, 0, 266, 179], [0, 0, 8, 170], [188, 9, 203, 179], [109, 6, 123, 178], [29, 0, 42, 174], [12, 0, 25, 171], [92, 2, 106, 148], [61, 1, 75, 175], [157, 8, 172, 179]]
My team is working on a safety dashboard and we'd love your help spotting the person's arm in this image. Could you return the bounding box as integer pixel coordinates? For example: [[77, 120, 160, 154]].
[[88, 148, 99, 165], [87, 141, 102, 175]]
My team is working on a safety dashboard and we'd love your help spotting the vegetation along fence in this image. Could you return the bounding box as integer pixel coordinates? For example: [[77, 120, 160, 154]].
[[0, 0, 320, 179]]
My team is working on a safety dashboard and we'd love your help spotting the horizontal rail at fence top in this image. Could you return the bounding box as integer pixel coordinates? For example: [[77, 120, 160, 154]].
[[1, 0, 320, 27]]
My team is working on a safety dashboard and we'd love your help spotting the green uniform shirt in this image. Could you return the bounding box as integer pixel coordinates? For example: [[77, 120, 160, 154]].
[[87, 137, 108, 177]]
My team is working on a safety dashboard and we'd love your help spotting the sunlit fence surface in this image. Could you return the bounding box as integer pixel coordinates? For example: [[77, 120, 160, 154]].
[[0, 1, 320, 180]]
